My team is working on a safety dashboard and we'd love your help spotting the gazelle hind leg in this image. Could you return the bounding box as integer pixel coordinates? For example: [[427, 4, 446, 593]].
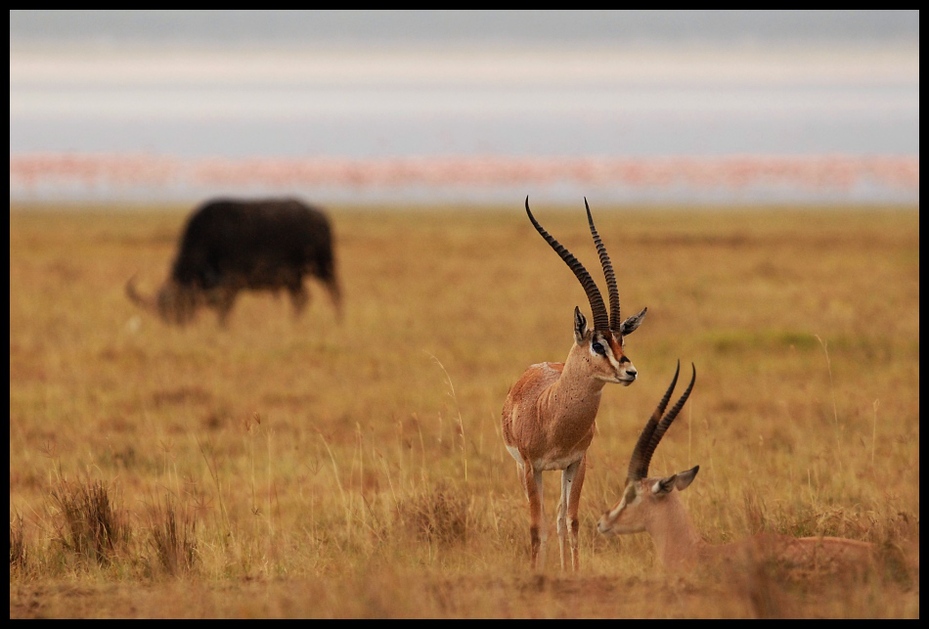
[[559, 456, 586, 571], [556, 470, 569, 570]]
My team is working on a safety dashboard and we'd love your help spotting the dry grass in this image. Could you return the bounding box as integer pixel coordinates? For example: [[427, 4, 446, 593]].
[[9, 201, 919, 618]]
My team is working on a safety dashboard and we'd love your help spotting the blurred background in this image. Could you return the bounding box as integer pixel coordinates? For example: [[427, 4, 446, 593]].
[[9, 10, 920, 207]]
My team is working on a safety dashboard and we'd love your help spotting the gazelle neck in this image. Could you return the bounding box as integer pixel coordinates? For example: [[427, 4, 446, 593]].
[[645, 491, 706, 572], [540, 344, 609, 423]]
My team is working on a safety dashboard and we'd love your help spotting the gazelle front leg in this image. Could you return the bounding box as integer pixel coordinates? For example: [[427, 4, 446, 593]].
[[557, 456, 587, 571], [520, 458, 547, 571]]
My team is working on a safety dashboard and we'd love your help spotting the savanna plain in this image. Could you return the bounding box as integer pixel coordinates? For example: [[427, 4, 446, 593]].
[[9, 202, 919, 618]]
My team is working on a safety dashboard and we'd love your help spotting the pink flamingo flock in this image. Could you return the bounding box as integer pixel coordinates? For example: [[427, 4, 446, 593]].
[[10, 153, 919, 202]]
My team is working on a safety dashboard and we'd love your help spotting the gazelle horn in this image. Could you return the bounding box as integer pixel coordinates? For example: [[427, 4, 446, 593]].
[[525, 197, 610, 332], [584, 198, 621, 332], [627, 361, 697, 481]]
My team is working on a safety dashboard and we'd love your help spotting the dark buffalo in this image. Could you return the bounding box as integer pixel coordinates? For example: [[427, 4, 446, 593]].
[[127, 197, 342, 326]]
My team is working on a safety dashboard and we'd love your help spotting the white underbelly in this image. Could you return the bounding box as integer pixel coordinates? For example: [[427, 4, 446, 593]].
[[506, 445, 582, 471], [536, 452, 583, 471]]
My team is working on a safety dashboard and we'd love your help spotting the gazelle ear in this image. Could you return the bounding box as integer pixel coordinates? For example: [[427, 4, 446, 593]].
[[653, 466, 699, 495], [574, 306, 588, 343], [620, 307, 648, 336], [675, 465, 699, 491]]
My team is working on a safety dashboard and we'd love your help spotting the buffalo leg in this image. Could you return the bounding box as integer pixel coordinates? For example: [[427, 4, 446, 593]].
[[289, 284, 310, 317], [213, 287, 238, 326]]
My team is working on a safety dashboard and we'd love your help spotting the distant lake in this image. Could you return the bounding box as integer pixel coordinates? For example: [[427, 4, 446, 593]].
[[9, 43, 919, 206]]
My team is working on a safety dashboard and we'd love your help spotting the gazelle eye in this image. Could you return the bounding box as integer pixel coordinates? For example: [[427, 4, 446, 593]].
[[592, 341, 606, 355]]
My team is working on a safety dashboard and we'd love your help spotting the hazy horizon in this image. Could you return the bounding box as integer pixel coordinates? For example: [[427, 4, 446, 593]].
[[9, 11, 920, 206]]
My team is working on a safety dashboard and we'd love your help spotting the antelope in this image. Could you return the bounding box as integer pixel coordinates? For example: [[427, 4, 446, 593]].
[[502, 197, 648, 571], [597, 361, 877, 576]]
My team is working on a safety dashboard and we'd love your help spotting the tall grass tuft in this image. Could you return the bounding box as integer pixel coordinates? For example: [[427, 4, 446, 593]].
[[50, 479, 131, 567], [10, 513, 27, 572], [146, 496, 198, 577], [394, 485, 471, 546]]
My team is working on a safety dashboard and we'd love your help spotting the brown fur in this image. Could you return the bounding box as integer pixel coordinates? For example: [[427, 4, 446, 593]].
[[503, 322, 639, 572], [504, 200, 646, 572]]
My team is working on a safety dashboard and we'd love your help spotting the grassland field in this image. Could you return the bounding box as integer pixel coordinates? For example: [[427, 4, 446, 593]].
[[9, 201, 920, 618]]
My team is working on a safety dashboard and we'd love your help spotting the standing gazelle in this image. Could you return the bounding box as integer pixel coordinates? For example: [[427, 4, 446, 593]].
[[502, 197, 648, 571], [598, 361, 876, 575]]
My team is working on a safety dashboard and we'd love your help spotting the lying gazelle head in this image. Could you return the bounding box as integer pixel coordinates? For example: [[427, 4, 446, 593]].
[[525, 197, 647, 386], [598, 361, 698, 534]]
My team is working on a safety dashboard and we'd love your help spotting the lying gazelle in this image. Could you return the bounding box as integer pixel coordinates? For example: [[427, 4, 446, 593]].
[[502, 197, 647, 571], [598, 361, 876, 574]]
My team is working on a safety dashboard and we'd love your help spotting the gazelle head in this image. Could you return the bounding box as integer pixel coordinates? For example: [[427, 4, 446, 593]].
[[598, 361, 698, 535], [525, 197, 647, 386]]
